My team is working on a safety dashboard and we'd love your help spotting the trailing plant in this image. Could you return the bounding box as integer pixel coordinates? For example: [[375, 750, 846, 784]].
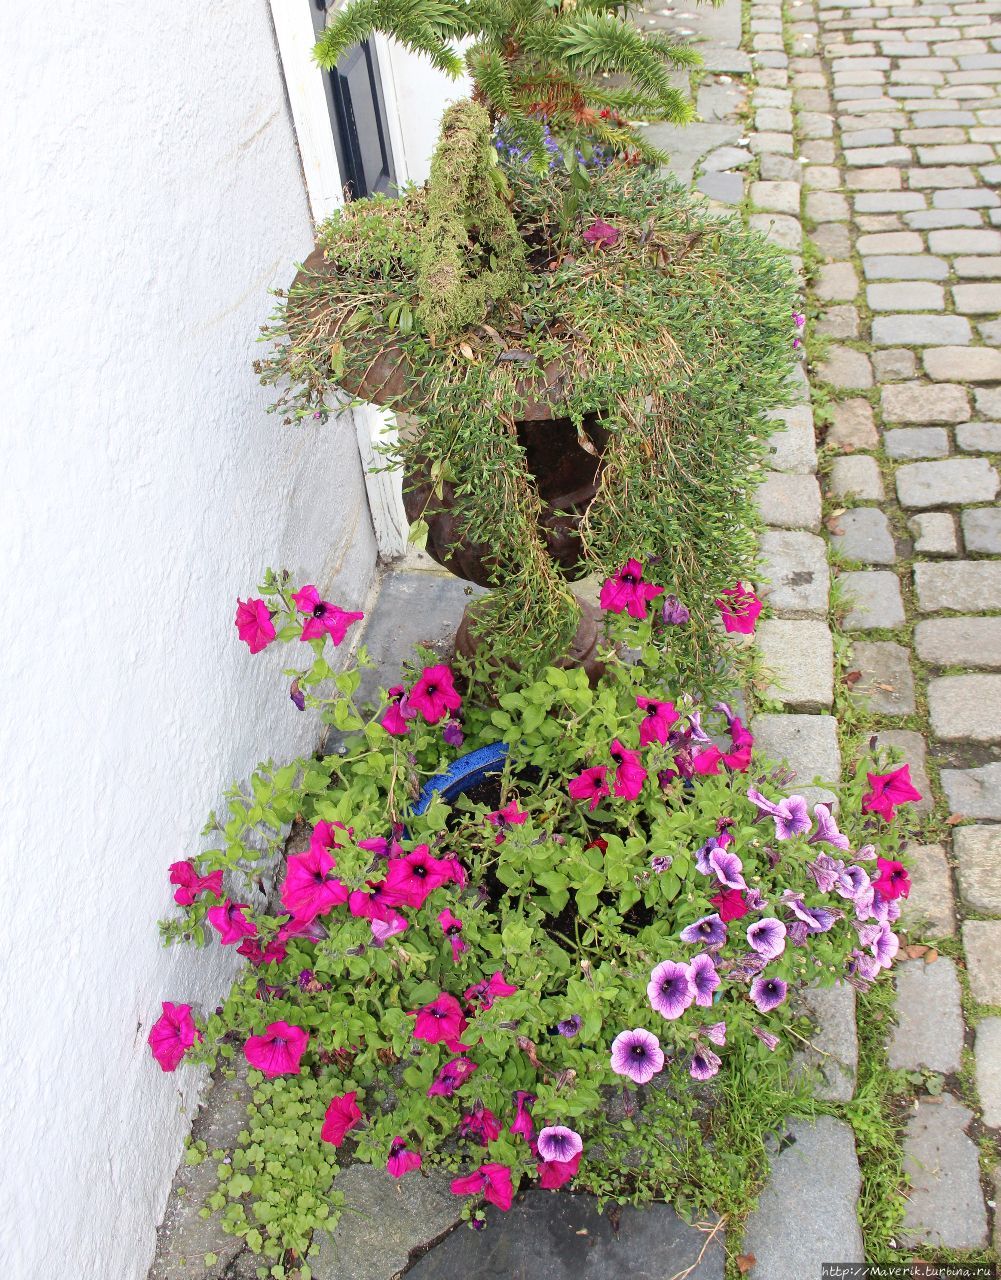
[[153, 565, 921, 1277]]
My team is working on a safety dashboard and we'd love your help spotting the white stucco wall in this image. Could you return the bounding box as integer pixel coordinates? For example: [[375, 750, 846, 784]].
[[0, 5, 377, 1278]]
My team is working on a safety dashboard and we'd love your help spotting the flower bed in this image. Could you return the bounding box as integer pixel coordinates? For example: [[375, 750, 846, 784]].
[[154, 565, 919, 1278]]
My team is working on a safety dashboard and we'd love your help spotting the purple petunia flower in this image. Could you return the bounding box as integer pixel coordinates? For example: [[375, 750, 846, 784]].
[[749, 976, 788, 1013], [610, 1028, 665, 1084], [694, 837, 721, 875], [746, 789, 811, 841], [747, 917, 787, 961], [689, 1047, 722, 1081], [808, 853, 845, 894], [442, 718, 465, 748], [647, 961, 695, 1020], [537, 1125, 583, 1163], [651, 854, 674, 874], [872, 922, 899, 969], [703, 1021, 727, 1046], [557, 1014, 582, 1038], [689, 953, 720, 1007], [808, 803, 851, 850], [787, 920, 810, 947], [680, 913, 727, 947], [662, 595, 690, 626], [752, 1026, 780, 1051], [744, 886, 769, 911], [786, 895, 842, 934], [709, 848, 747, 891]]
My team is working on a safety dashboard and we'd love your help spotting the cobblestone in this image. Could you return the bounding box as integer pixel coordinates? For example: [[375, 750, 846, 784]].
[[901, 1094, 988, 1249], [873, 348, 917, 381], [830, 507, 897, 564], [923, 346, 1001, 382], [884, 427, 950, 459], [817, 344, 874, 388], [828, 455, 884, 500], [915, 617, 1001, 668], [840, 570, 905, 630], [759, 530, 831, 617], [757, 619, 835, 711], [861, 253, 949, 279], [957, 422, 1001, 452], [963, 508, 1001, 554], [888, 957, 964, 1073], [756, 473, 823, 530], [955, 826, 1001, 915], [928, 675, 1001, 742], [914, 560, 1001, 612], [866, 281, 944, 310], [766, 406, 819, 473], [941, 763, 1001, 820], [826, 398, 878, 449], [848, 641, 915, 714], [872, 314, 973, 346], [751, 713, 841, 806], [899, 843, 955, 938], [963, 921, 1001, 1005], [909, 511, 958, 555], [815, 261, 859, 301], [896, 458, 999, 508], [873, 729, 933, 815], [974, 1019, 1001, 1130]]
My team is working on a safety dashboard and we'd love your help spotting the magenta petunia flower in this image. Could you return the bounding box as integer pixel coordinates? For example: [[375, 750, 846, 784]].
[[428, 1056, 479, 1099], [206, 899, 257, 945], [380, 686, 412, 736], [537, 1126, 583, 1164], [464, 971, 518, 1012], [538, 1149, 582, 1189], [148, 1002, 199, 1072], [291, 584, 364, 645], [610, 739, 647, 800], [599, 559, 664, 619], [450, 1163, 514, 1211], [749, 976, 788, 1014], [382, 845, 455, 909], [387, 1137, 422, 1178], [808, 804, 851, 850], [510, 1090, 536, 1141], [568, 765, 610, 811], [235, 598, 276, 654], [637, 696, 679, 746], [711, 888, 749, 922], [245, 1021, 309, 1077], [747, 918, 787, 961], [689, 1047, 722, 1081], [680, 913, 727, 947], [661, 595, 690, 625], [647, 960, 695, 1020], [437, 908, 469, 962], [407, 664, 462, 725], [321, 1091, 362, 1146], [862, 764, 922, 823], [168, 860, 223, 906], [709, 848, 747, 891], [717, 583, 762, 635], [873, 856, 910, 901], [280, 846, 348, 923], [688, 953, 720, 1007], [487, 800, 528, 844], [237, 937, 287, 966], [410, 993, 468, 1047], [610, 1028, 665, 1084], [583, 219, 620, 248], [746, 788, 811, 841], [460, 1105, 501, 1146]]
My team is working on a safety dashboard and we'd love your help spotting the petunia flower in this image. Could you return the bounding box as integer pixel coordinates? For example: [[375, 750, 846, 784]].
[[862, 764, 922, 823], [808, 852, 845, 894], [460, 1105, 501, 1146], [785, 892, 842, 934], [688, 953, 720, 1007], [808, 804, 851, 850], [370, 913, 409, 945], [680, 913, 727, 948], [872, 921, 899, 969], [651, 854, 674, 874], [234, 598, 276, 654], [280, 847, 348, 923], [717, 584, 762, 635], [510, 1091, 536, 1141], [568, 765, 610, 811], [437, 908, 469, 962], [382, 845, 455, 909], [689, 1047, 722, 1081], [409, 993, 468, 1047], [583, 219, 620, 248], [711, 888, 749, 922], [703, 1021, 727, 1047], [661, 595, 690, 625], [747, 917, 787, 961], [428, 1056, 479, 1099], [442, 717, 465, 748], [321, 1091, 362, 1146], [407, 664, 462, 725], [168, 860, 223, 906], [464, 971, 518, 1012], [537, 1126, 583, 1164], [749, 976, 788, 1014], [692, 745, 724, 776], [309, 819, 350, 857], [610, 739, 647, 800], [291, 584, 364, 645], [873, 857, 910, 901], [709, 848, 747, 891], [637, 696, 679, 746], [599, 559, 664, 619], [647, 960, 695, 1020], [237, 937, 287, 966], [245, 1021, 309, 1077], [746, 789, 811, 841], [752, 1026, 780, 1051], [289, 680, 306, 711], [487, 800, 528, 844], [380, 686, 412, 736], [387, 1137, 422, 1178], [557, 1014, 582, 1038], [206, 899, 257, 945], [450, 1163, 514, 1212], [537, 1150, 581, 1189], [148, 1002, 199, 1072], [610, 1028, 665, 1084]]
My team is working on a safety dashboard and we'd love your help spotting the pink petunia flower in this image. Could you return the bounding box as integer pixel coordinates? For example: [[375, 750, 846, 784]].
[[862, 764, 922, 823], [291, 584, 364, 645], [464, 971, 518, 1012], [168, 860, 223, 906], [717, 584, 762, 635], [873, 857, 911, 901], [244, 1021, 309, 1077], [599, 559, 664, 619], [380, 685, 412, 736], [568, 765, 610, 811], [410, 993, 468, 1047], [438, 908, 469, 962], [407, 665, 462, 724], [321, 1091, 362, 1146], [428, 1056, 478, 1099], [637, 696, 679, 747], [711, 889, 749, 922], [450, 1163, 514, 1212], [460, 1105, 501, 1146], [387, 1138, 422, 1178], [206, 899, 258, 945], [510, 1091, 536, 1141], [487, 800, 528, 845], [235, 599, 276, 654], [382, 845, 455, 909], [237, 937, 287, 966], [280, 846, 349, 923], [148, 1002, 199, 1072], [538, 1151, 581, 1189], [610, 739, 647, 800], [583, 219, 620, 248]]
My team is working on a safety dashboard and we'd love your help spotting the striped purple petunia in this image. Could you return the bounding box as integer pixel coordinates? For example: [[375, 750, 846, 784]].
[[610, 1028, 665, 1084], [647, 961, 695, 1020]]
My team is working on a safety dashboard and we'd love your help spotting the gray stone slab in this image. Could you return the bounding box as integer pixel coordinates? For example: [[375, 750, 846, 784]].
[[404, 1194, 725, 1280], [975, 1018, 1001, 1129], [816, 305, 860, 340], [793, 981, 858, 1101], [924, 346, 1001, 382], [650, 120, 742, 186], [830, 507, 897, 565], [897, 458, 1000, 509], [816, 262, 860, 302], [313, 1164, 465, 1280], [900, 843, 956, 939], [942, 762, 1001, 820], [909, 512, 958, 556], [862, 255, 950, 281], [827, 398, 879, 450], [955, 826, 1001, 914], [867, 282, 945, 311], [757, 619, 835, 711], [888, 958, 965, 1073], [872, 314, 974, 346], [759, 530, 831, 618], [873, 348, 918, 382], [963, 508, 1001, 555], [883, 383, 971, 425], [742, 1117, 863, 1278], [915, 617, 1001, 669], [766, 405, 818, 474], [874, 730, 933, 816], [840, 570, 906, 630], [884, 427, 950, 460], [829, 455, 884, 501], [915, 561, 1001, 613], [751, 713, 841, 804], [957, 422, 1001, 453], [756, 473, 823, 530], [817, 344, 874, 389], [901, 1094, 988, 1249], [928, 675, 1001, 742], [702, 145, 754, 172], [849, 641, 916, 715], [697, 170, 745, 204], [963, 920, 1001, 1005]]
